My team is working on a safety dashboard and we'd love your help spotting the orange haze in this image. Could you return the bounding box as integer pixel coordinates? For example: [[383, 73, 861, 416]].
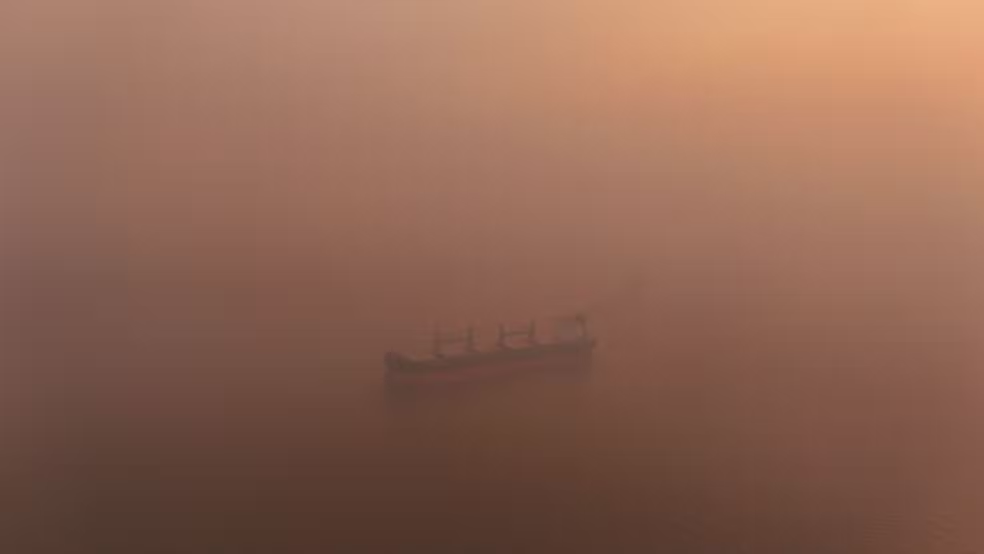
[[3, 2, 983, 552]]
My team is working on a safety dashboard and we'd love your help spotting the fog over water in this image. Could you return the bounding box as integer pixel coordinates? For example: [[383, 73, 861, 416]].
[[4, 2, 984, 552]]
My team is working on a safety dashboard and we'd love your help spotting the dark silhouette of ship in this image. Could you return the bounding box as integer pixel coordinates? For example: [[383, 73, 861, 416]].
[[384, 314, 596, 389]]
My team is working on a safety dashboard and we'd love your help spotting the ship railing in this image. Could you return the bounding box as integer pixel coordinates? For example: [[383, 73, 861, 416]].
[[430, 314, 589, 357], [497, 320, 538, 348], [550, 313, 589, 341], [432, 326, 477, 357]]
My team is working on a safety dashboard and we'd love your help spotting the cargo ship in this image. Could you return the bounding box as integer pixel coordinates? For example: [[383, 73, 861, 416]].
[[384, 314, 596, 389]]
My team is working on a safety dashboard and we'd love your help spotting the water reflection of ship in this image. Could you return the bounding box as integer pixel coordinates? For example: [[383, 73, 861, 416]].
[[384, 314, 596, 390]]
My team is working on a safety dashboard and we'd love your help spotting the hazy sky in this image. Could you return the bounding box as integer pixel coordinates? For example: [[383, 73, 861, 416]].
[[4, 0, 983, 297]]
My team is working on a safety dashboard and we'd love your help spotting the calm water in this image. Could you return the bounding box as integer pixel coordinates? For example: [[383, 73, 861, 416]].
[[26, 294, 979, 554]]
